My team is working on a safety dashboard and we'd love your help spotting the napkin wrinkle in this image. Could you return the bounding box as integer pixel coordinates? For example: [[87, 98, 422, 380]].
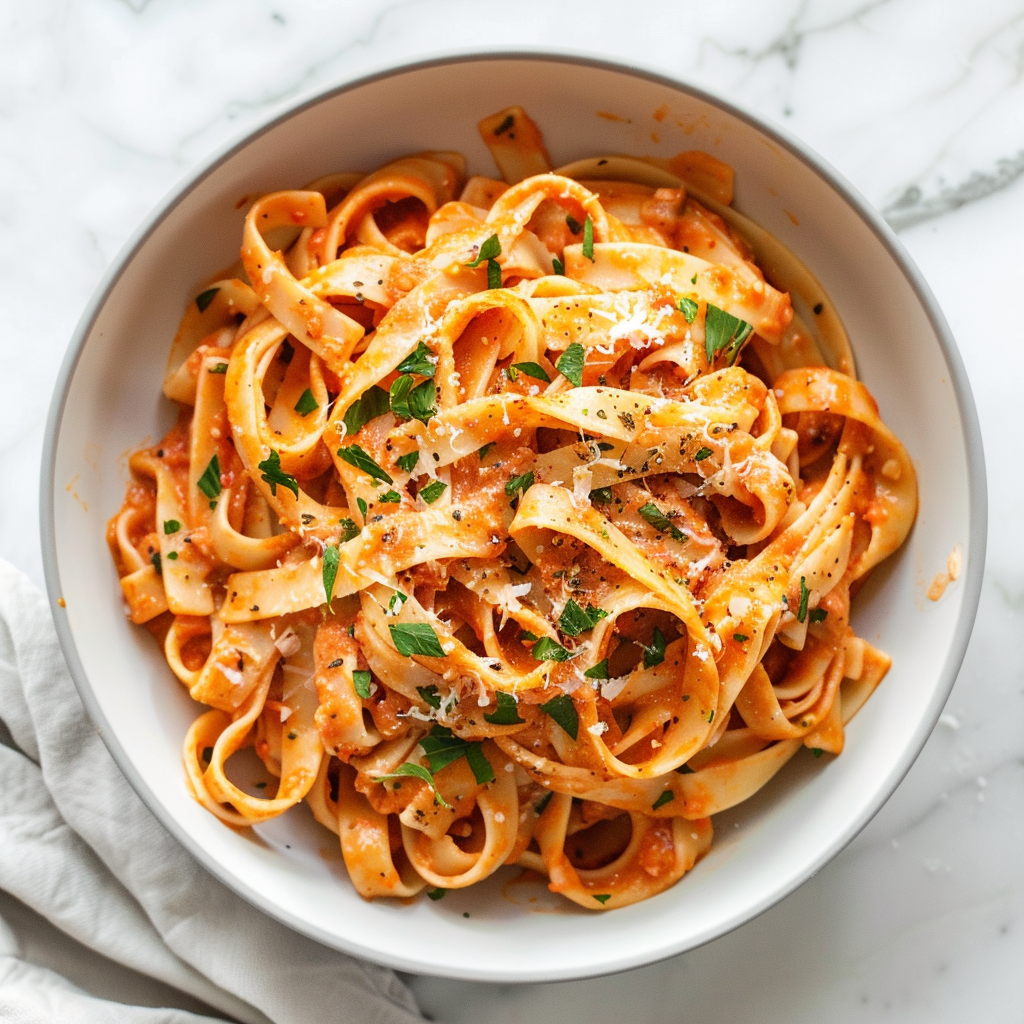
[[0, 559, 425, 1024]]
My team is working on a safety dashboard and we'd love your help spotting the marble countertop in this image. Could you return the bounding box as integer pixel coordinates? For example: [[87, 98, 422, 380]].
[[2, 1, 1022, 1020]]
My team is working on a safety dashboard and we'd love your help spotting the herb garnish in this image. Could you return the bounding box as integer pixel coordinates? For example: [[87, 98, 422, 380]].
[[797, 576, 810, 623], [505, 471, 534, 498], [390, 374, 437, 423], [534, 790, 553, 814], [420, 725, 494, 784], [417, 684, 442, 709], [558, 599, 608, 637], [704, 304, 754, 365], [583, 659, 609, 680], [484, 691, 525, 725], [694, 447, 713, 462], [809, 608, 828, 624], [197, 454, 222, 501], [427, 887, 446, 900], [478, 442, 494, 462], [209, 362, 228, 374], [641, 626, 666, 669], [638, 502, 685, 542], [466, 234, 502, 289], [555, 342, 585, 387], [389, 622, 445, 658], [566, 214, 582, 234], [397, 342, 436, 378], [343, 385, 389, 435], [510, 362, 551, 383], [195, 287, 219, 313], [552, 256, 565, 275], [294, 389, 319, 416], [352, 670, 372, 699], [590, 487, 613, 504], [539, 694, 579, 739], [339, 518, 360, 542], [733, 633, 749, 643], [582, 215, 595, 262], [336, 444, 393, 484], [592, 894, 611, 905], [396, 451, 420, 474], [652, 790, 675, 811], [163, 520, 181, 535], [678, 296, 698, 323], [375, 763, 452, 809], [378, 490, 401, 503], [322, 545, 339, 603], [257, 449, 299, 498], [419, 480, 447, 504], [531, 637, 575, 663]]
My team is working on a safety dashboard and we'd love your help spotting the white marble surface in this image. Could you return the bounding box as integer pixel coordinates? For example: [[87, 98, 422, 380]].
[[2, 0, 1022, 1020]]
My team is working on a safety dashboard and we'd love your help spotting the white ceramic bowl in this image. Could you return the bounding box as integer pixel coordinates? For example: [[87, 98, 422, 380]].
[[42, 51, 986, 982]]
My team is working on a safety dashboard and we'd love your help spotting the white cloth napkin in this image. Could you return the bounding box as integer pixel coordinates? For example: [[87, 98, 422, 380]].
[[0, 559, 425, 1023]]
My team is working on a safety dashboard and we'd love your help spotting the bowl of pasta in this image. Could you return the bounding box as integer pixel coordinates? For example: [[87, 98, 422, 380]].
[[42, 52, 984, 981]]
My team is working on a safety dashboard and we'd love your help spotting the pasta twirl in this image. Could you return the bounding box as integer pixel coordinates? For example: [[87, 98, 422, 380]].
[[108, 105, 917, 910]]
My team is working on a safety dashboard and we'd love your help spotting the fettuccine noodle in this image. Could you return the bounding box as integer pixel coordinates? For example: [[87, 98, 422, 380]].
[[108, 106, 917, 910]]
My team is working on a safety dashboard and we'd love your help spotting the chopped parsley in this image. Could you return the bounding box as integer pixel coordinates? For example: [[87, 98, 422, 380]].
[[509, 361, 551, 383], [694, 446, 713, 461], [651, 790, 675, 811], [678, 296, 698, 323], [322, 546, 339, 603], [641, 626, 667, 669], [420, 725, 494, 784], [566, 214, 582, 234], [342, 384, 389, 435], [378, 490, 401, 503], [375, 763, 451, 809], [466, 234, 501, 267], [558, 599, 608, 637], [196, 454, 222, 501], [336, 444, 393, 484], [704, 303, 754, 365], [531, 637, 575, 663], [389, 622, 445, 658], [166, 551, 178, 561], [257, 449, 299, 498], [427, 887, 446, 901], [417, 684, 442, 709], [505, 471, 534, 498], [638, 502, 685, 542], [797, 576, 810, 623], [163, 520, 181, 535], [338, 518, 359, 542], [352, 670, 372, 699], [555, 342, 585, 387], [478, 442, 494, 462], [733, 633, 749, 643], [552, 256, 565, 275], [484, 691, 525, 725], [397, 342, 437, 378], [592, 894, 611, 905], [209, 362, 228, 374], [396, 451, 420, 474], [195, 287, 219, 313], [390, 374, 437, 423], [539, 693, 579, 740], [590, 487, 613, 504], [294, 388, 319, 416], [582, 215, 595, 261], [583, 658, 609, 680], [419, 479, 447, 504], [150, 551, 161, 575], [810, 608, 828, 624], [811, 747, 824, 758]]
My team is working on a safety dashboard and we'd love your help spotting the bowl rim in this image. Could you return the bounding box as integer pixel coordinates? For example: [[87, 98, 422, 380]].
[[40, 47, 988, 982]]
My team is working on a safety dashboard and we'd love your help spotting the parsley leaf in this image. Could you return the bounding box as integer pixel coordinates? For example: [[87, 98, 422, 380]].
[[378, 490, 401, 503], [583, 658, 609, 680], [638, 502, 685, 542], [195, 287, 219, 313], [427, 887, 446, 900], [582, 215, 595, 262], [483, 691, 525, 725], [478, 442, 494, 461], [532, 638, 575, 663], [555, 342, 585, 387], [566, 214, 582, 234], [539, 694, 579, 740], [209, 362, 228, 374], [417, 684, 442, 709], [811, 747, 824, 758], [592, 894, 611, 905], [419, 479, 447, 504], [590, 487, 613, 504], [810, 608, 828, 624], [397, 342, 436, 378], [294, 388, 319, 416], [339, 518, 359, 542], [352, 670, 372, 699], [487, 258, 502, 290], [733, 633, 749, 642], [552, 256, 565, 275], [641, 626, 667, 669], [678, 296, 698, 323], [419, 726, 494, 784], [356, 497, 368, 520], [505, 471, 534, 499], [322, 545, 339, 603], [652, 790, 675, 811], [343, 385, 389, 435], [694, 447, 713, 461], [558, 599, 608, 637], [466, 234, 501, 267], [704, 303, 754, 365], [797, 576, 810, 623], [257, 449, 299, 498], [197, 454, 222, 501], [163, 520, 181, 535], [375, 763, 451, 809], [389, 622, 445, 658], [336, 444, 393, 484], [396, 451, 420, 474], [510, 361, 551, 383]]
